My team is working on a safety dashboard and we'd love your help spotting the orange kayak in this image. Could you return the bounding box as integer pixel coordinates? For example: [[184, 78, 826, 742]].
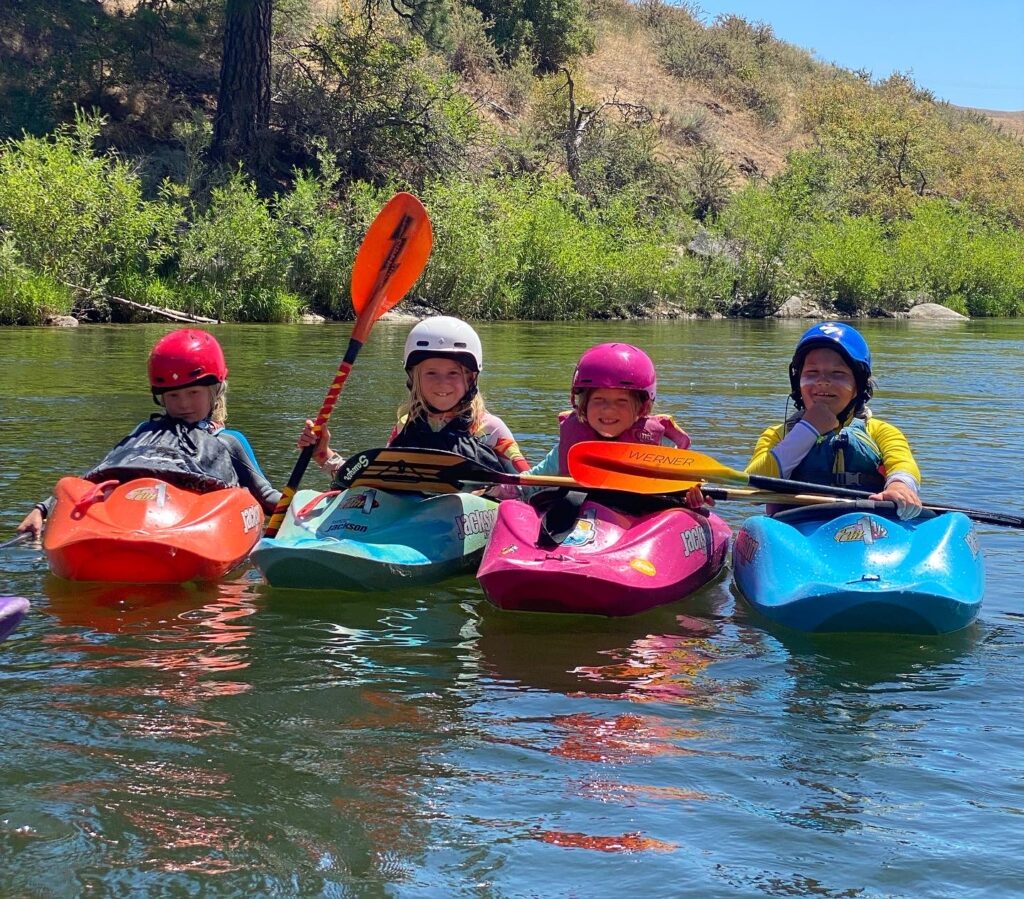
[[44, 477, 264, 583]]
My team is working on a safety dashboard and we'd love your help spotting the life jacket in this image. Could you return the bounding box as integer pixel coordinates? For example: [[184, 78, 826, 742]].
[[85, 415, 241, 493], [556, 411, 690, 475], [387, 411, 514, 474], [790, 417, 886, 491]]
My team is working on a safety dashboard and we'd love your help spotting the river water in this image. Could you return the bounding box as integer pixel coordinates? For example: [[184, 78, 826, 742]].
[[2, 320, 1022, 896]]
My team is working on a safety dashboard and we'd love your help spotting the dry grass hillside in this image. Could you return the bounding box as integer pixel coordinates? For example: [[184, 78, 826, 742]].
[[578, 18, 807, 179], [972, 109, 1024, 140]]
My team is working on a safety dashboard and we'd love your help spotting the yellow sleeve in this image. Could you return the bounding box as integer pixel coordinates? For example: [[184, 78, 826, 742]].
[[866, 418, 922, 485], [744, 424, 787, 477]]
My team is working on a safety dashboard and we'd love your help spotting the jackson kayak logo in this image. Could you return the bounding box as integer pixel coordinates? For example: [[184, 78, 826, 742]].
[[455, 508, 497, 540], [734, 530, 759, 564], [834, 516, 888, 544], [240, 505, 262, 533], [326, 520, 368, 534], [561, 509, 598, 547], [680, 524, 707, 557], [339, 490, 379, 513]]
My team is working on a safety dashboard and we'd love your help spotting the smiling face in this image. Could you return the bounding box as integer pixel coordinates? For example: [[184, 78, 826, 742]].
[[799, 348, 857, 417], [414, 358, 471, 413], [583, 388, 642, 439], [161, 384, 216, 424]]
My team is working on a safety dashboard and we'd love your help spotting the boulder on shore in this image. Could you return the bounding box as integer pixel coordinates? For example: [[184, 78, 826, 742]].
[[907, 302, 969, 321], [772, 295, 828, 319]]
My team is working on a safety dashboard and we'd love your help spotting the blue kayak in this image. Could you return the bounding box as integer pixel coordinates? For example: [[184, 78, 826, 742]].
[[251, 486, 498, 591], [0, 596, 29, 642], [732, 504, 984, 634]]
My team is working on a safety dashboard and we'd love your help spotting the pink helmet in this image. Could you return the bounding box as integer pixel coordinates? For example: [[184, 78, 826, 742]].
[[571, 343, 657, 414]]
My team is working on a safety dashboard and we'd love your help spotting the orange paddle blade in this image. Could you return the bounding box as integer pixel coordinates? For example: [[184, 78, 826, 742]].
[[351, 192, 433, 324], [566, 442, 702, 494], [567, 441, 750, 490]]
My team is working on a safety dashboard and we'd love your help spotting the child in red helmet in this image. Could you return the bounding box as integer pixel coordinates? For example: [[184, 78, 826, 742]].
[[299, 316, 530, 479], [17, 329, 281, 538]]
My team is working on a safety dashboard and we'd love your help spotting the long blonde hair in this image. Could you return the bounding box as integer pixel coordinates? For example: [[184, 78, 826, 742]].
[[398, 363, 485, 429]]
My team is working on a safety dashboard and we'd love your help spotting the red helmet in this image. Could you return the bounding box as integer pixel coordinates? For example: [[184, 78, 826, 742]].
[[571, 343, 657, 415], [148, 329, 228, 393]]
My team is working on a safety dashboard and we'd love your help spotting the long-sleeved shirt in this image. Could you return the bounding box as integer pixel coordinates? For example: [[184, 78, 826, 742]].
[[746, 415, 921, 491]]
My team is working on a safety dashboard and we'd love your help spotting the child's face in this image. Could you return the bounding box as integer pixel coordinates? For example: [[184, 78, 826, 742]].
[[585, 388, 641, 439], [416, 359, 470, 413], [162, 384, 215, 423], [799, 348, 857, 416]]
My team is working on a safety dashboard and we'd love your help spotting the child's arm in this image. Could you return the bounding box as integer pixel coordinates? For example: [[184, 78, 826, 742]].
[[744, 423, 805, 477], [297, 420, 344, 476], [866, 419, 923, 519]]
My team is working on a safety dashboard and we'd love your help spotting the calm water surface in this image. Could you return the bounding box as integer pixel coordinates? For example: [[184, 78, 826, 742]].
[[2, 320, 1023, 896]]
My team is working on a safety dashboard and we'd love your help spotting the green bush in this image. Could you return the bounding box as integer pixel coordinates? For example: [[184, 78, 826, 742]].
[[175, 171, 291, 320], [467, 0, 595, 73], [0, 239, 73, 324], [790, 214, 894, 314], [0, 111, 181, 289]]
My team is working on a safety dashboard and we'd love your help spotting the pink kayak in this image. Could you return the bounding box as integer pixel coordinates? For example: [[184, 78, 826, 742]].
[[477, 494, 731, 616]]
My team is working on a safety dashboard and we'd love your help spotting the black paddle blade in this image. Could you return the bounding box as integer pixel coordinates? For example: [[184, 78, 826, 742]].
[[336, 447, 504, 494]]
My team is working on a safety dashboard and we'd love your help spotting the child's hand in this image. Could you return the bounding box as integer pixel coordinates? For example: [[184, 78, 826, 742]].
[[869, 481, 923, 520], [297, 419, 333, 464], [684, 484, 712, 509], [801, 401, 839, 435], [16, 508, 44, 540]]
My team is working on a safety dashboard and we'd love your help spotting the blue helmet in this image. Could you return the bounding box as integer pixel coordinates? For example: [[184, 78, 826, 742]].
[[788, 322, 873, 409]]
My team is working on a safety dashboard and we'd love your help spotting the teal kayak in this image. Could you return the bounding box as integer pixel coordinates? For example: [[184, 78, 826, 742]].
[[732, 503, 984, 634], [251, 486, 498, 591]]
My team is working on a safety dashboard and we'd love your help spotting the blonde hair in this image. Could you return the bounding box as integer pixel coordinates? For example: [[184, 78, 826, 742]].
[[574, 388, 646, 423], [211, 381, 228, 426], [398, 363, 485, 428]]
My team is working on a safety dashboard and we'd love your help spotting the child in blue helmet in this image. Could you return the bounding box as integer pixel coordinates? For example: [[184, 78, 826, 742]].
[[745, 322, 923, 519]]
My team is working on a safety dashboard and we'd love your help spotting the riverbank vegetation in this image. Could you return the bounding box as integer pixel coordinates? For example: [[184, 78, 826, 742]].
[[1, 0, 1022, 324]]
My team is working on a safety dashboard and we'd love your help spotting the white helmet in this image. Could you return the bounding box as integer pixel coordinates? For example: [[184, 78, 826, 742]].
[[403, 316, 483, 373]]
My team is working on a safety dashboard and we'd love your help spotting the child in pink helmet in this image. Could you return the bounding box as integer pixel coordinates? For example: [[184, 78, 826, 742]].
[[528, 342, 705, 506]]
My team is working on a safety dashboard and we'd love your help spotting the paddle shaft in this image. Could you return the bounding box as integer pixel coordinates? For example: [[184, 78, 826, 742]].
[[265, 198, 430, 537], [569, 442, 1024, 529]]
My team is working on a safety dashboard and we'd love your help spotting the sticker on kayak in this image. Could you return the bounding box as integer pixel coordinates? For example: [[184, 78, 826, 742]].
[[680, 524, 708, 557], [500, 544, 519, 555], [734, 530, 759, 564], [455, 508, 497, 540], [240, 505, 262, 533], [339, 490, 379, 514], [966, 529, 980, 558], [561, 509, 598, 547], [834, 516, 888, 544], [630, 558, 656, 576], [125, 485, 167, 503]]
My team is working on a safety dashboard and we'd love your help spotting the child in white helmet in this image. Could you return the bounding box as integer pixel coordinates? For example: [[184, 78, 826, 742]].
[[300, 316, 529, 479]]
